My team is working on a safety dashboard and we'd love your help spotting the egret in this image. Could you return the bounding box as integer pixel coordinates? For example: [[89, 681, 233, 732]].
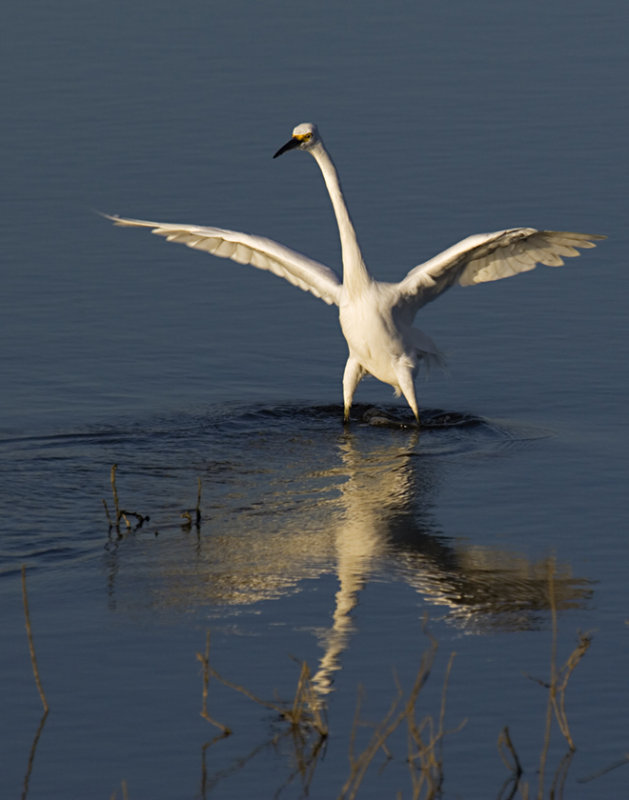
[[107, 123, 604, 424]]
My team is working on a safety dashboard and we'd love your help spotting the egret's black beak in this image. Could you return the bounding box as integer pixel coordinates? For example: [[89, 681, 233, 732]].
[[273, 137, 301, 159]]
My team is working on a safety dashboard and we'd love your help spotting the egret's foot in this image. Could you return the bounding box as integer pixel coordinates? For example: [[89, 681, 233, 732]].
[[362, 407, 417, 429]]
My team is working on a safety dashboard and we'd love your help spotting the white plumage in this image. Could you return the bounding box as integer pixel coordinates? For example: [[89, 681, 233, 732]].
[[106, 122, 604, 423]]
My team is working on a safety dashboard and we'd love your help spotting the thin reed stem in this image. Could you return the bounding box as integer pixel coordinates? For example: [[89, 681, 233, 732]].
[[21, 565, 48, 713]]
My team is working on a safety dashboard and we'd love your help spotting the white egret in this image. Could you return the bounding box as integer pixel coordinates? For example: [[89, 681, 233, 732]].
[[107, 123, 604, 424]]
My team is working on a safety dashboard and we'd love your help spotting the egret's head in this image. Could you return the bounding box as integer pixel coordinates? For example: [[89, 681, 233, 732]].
[[273, 123, 320, 158]]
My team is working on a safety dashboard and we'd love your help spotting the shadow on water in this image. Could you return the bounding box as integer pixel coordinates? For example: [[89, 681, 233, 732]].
[[95, 402, 592, 696]]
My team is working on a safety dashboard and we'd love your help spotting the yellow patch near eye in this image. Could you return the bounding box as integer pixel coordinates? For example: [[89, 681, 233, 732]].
[[293, 133, 312, 142]]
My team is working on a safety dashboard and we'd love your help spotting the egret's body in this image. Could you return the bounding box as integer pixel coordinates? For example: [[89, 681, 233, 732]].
[[107, 123, 604, 423]]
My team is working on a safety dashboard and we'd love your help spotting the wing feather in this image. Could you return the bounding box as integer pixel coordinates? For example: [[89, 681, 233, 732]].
[[395, 228, 605, 312], [104, 214, 342, 306]]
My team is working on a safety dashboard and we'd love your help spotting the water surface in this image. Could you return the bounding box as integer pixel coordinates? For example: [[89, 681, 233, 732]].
[[1, 1, 627, 798]]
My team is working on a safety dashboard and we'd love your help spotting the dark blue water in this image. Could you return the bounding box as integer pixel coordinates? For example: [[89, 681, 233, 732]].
[[1, 1, 627, 798]]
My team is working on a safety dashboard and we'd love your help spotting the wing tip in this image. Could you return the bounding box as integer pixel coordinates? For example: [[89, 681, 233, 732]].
[[100, 212, 162, 229], [96, 210, 122, 224], [98, 210, 133, 227], [548, 231, 607, 249]]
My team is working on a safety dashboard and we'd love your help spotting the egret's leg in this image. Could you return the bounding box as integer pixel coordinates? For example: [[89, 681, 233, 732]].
[[396, 367, 421, 426], [343, 357, 365, 423]]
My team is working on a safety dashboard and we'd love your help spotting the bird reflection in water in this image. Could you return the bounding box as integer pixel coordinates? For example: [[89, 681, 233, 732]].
[[309, 430, 591, 693], [106, 415, 592, 696]]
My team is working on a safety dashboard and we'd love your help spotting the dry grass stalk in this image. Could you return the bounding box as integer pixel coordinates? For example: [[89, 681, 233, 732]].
[[551, 632, 591, 750], [195, 630, 232, 735], [406, 650, 463, 800], [182, 477, 203, 528], [109, 780, 129, 800], [548, 749, 574, 800], [532, 563, 592, 799], [201, 730, 284, 797], [274, 722, 328, 798], [342, 677, 404, 800], [493, 562, 593, 799], [21, 709, 49, 800], [578, 752, 629, 784], [103, 464, 149, 534], [339, 622, 463, 800], [206, 642, 327, 738], [198, 638, 328, 797], [209, 662, 286, 715], [496, 726, 523, 800], [21, 565, 48, 714], [111, 463, 121, 520], [284, 660, 328, 737], [546, 561, 592, 749]]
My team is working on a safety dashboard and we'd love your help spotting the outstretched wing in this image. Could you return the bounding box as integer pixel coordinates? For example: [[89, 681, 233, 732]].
[[104, 214, 342, 306], [395, 228, 605, 314]]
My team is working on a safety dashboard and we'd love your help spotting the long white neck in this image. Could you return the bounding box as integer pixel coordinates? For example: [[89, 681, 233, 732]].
[[310, 143, 371, 295]]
